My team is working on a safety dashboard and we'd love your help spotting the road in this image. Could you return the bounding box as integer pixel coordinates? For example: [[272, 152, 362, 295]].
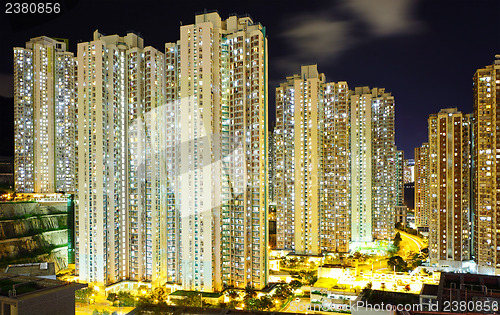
[[398, 230, 424, 257]]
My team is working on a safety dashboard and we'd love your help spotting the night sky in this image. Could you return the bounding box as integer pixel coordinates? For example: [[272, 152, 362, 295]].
[[1, 0, 499, 159]]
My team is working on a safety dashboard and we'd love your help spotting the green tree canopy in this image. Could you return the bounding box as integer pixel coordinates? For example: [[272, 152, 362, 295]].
[[387, 255, 408, 272]]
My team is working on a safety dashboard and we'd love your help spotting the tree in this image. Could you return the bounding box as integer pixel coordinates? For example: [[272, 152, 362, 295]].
[[387, 244, 398, 257], [116, 291, 134, 306], [173, 292, 203, 307], [107, 292, 118, 304], [245, 298, 259, 311], [273, 283, 293, 301], [227, 300, 239, 309], [289, 280, 302, 290], [226, 289, 239, 301], [280, 256, 288, 267], [395, 222, 404, 230], [387, 255, 408, 272], [258, 295, 273, 311], [75, 287, 96, 302], [299, 270, 317, 286], [410, 257, 423, 269], [420, 247, 429, 259], [393, 232, 402, 249], [306, 275, 318, 286], [148, 287, 169, 305], [244, 286, 256, 300]]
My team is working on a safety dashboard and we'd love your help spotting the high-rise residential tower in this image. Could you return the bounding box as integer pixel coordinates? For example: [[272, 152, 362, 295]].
[[395, 150, 405, 207], [394, 150, 407, 226], [350, 87, 397, 243], [427, 108, 472, 268], [275, 65, 350, 254], [165, 12, 269, 291], [404, 159, 415, 184], [14, 36, 76, 193], [321, 80, 350, 253], [76, 31, 167, 286], [275, 65, 324, 255], [415, 143, 430, 230], [268, 131, 277, 203], [473, 55, 500, 274]]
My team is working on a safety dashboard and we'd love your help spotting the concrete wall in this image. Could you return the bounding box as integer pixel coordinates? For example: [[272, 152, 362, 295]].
[[0, 202, 69, 272], [0, 202, 66, 218], [0, 214, 66, 239]]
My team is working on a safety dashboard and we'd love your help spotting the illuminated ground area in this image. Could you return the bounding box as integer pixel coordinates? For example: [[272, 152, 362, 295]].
[[70, 230, 430, 314]]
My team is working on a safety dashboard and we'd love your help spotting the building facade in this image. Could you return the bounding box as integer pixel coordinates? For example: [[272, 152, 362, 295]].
[[350, 87, 397, 243], [473, 56, 500, 274], [268, 131, 277, 203], [428, 108, 472, 267], [14, 36, 76, 193], [275, 65, 324, 255], [76, 31, 168, 286], [165, 12, 269, 291], [321, 80, 350, 253], [404, 159, 415, 184], [275, 65, 350, 254], [395, 150, 405, 207], [415, 143, 430, 229], [19, 12, 269, 292]]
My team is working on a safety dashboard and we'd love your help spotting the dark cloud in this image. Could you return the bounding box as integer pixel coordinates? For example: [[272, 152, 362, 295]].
[[346, 0, 423, 36], [278, 0, 424, 74], [278, 16, 351, 71]]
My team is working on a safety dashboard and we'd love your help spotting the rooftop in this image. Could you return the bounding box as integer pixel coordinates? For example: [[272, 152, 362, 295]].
[[363, 290, 419, 305], [0, 272, 85, 299], [440, 272, 500, 293], [5, 262, 56, 278]]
